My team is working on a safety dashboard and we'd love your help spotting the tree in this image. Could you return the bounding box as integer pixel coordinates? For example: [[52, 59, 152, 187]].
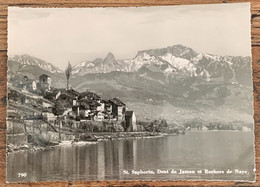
[[68, 120, 74, 132], [65, 61, 72, 90], [52, 101, 65, 142], [52, 101, 65, 116]]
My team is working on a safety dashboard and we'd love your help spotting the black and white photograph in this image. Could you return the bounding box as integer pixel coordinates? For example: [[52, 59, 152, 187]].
[[6, 3, 255, 182]]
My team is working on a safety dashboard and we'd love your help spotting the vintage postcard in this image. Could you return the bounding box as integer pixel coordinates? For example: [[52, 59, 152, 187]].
[[6, 3, 255, 182]]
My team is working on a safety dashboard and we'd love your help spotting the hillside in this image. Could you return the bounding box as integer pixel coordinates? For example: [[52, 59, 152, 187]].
[[69, 71, 253, 123]]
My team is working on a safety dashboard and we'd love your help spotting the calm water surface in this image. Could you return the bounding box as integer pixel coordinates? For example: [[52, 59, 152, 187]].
[[7, 131, 255, 182]]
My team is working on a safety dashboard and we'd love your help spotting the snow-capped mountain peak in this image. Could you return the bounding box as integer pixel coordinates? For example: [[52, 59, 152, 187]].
[[160, 53, 196, 72], [69, 44, 251, 84], [8, 54, 62, 73], [10, 44, 251, 86]]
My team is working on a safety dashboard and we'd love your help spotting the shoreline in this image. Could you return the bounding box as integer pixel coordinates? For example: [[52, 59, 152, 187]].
[[78, 131, 163, 141], [6, 130, 252, 155], [6, 131, 163, 155]]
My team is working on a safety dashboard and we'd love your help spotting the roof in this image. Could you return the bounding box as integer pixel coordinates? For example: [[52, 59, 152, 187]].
[[78, 91, 100, 100], [79, 98, 101, 106], [125, 111, 134, 117], [109, 98, 125, 106], [19, 78, 36, 85], [44, 90, 60, 100], [67, 89, 79, 97], [81, 103, 90, 110], [55, 89, 77, 99], [101, 99, 112, 106], [39, 74, 50, 78], [72, 102, 90, 110]]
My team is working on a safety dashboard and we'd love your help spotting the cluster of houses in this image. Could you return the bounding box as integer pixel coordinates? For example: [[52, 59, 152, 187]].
[[9, 74, 137, 132], [15, 74, 52, 94]]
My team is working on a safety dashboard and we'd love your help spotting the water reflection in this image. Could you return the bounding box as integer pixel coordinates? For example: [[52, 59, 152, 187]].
[[7, 131, 255, 182]]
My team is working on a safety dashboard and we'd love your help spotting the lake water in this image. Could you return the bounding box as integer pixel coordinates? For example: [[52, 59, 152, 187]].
[[7, 131, 255, 182]]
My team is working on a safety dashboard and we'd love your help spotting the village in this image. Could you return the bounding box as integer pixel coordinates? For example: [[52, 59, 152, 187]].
[[6, 71, 168, 153], [6, 64, 178, 154], [7, 72, 141, 134]]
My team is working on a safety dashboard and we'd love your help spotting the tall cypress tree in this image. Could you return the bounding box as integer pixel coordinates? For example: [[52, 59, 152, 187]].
[[65, 61, 72, 90]]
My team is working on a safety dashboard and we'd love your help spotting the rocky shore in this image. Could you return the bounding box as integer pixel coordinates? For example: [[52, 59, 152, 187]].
[[78, 131, 162, 142], [6, 142, 58, 155], [7, 132, 163, 155]]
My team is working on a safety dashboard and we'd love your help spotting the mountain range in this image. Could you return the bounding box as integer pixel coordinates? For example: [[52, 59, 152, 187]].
[[7, 44, 254, 124], [71, 44, 252, 85], [8, 45, 252, 85]]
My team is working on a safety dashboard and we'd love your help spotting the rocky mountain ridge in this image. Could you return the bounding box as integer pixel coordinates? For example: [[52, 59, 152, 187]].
[[71, 44, 252, 85], [8, 45, 252, 86]]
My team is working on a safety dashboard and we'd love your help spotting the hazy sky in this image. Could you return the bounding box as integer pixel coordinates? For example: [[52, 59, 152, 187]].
[[8, 3, 251, 70]]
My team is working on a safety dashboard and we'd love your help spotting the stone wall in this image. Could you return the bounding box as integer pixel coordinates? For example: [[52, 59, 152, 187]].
[[42, 132, 75, 142], [6, 134, 27, 145]]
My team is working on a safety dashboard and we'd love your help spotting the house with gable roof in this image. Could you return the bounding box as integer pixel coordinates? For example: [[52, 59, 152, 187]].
[[109, 97, 126, 121]]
